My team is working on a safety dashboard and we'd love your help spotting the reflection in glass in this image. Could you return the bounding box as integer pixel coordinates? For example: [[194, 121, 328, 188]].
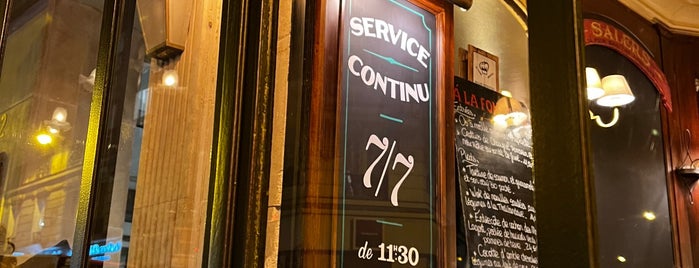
[[0, 0, 105, 265], [587, 45, 674, 268], [87, 0, 222, 266], [453, 2, 530, 268]]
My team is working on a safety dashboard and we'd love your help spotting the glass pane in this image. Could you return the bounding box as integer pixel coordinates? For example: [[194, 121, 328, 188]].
[[587, 45, 674, 267], [453, 2, 536, 268], [0, 0, 104, 266], [84, 1, 221, 267]]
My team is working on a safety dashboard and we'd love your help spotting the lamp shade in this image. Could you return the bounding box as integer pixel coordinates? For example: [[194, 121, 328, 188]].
[[597, 75, 635, 107], [492, 96, 528, 127], [585, 67, 605, 100]]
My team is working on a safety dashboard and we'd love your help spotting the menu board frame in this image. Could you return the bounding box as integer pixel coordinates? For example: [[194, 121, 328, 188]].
[[333, 0, 454, 267], [454, 77, 538, 268]]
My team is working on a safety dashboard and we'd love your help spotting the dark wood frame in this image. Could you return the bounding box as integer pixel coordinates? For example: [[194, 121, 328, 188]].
[[204, 0, 279, 267], [410, 1, 455, 266], [529, 0, 599, 267], [283, 0, 454, 266]]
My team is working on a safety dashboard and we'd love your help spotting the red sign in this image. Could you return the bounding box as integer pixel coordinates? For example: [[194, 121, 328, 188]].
[[584, 19, 672, 112]]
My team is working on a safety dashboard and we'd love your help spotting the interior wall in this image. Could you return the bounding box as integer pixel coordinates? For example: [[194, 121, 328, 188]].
[[660, 30, 699, 267], [453, 1, 529, 104]]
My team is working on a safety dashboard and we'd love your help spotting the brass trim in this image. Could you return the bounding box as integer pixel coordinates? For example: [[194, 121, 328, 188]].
[[70, 0, 124, 267], [0, 113, 6, 138], [0, 0, 9, 69]]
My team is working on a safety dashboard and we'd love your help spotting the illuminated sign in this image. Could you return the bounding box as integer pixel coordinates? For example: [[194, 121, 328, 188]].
[[89, 241, 122, 256]]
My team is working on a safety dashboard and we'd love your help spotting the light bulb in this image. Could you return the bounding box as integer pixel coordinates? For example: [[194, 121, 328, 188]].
[[52, 107, 67, 123], [37, 134, 53, 145], [162, 70, 179, 87], [643, 211, 656, 221]]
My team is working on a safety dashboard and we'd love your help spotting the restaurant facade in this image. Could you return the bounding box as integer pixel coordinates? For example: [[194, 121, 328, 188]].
[[0, 0, 698, 267]]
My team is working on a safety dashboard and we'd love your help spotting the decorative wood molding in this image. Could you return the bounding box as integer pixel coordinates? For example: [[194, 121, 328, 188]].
[[619, 0, 699, 36], [583, 18, 673, 112]]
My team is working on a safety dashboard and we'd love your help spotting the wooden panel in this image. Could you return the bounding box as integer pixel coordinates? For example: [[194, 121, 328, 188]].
[[529, 0, 598, 267], [660, 29, 699, 268], [303, 0, 340, 265], [301, 0, 454, 266]]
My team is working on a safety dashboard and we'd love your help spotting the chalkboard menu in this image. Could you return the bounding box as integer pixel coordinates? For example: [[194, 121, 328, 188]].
[[454, 77, 538, 267], [338, 0, 438, 267]]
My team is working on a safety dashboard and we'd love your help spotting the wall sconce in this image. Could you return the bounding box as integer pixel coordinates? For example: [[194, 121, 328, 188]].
[[137, 0, 193, 60], [36, 107, 72, 145], [46, 107, 71, 133], [492, 90, 529, 129], [585, 67, 635, 128], [676, 129, 699, 204]]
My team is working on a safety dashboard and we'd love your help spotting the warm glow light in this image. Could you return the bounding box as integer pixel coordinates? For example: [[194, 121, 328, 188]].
[[585, 67, 605, 100], [36, 134, 53, 145], [643, 211, 657, 221], [492, 96, 528, 128], [492, 114, 509, 129], [589, 107, 620, 128], [597, 75, 635, 107], [510, 112, 528, 126], [617, 256, 627, 263], [500, 90, 513, 98], [48, 127, 59, 134], [162, 70, 179, 87], [52, 107, 67, 123]]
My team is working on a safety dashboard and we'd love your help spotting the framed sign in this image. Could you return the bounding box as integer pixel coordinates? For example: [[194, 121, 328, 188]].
[[337, 0, 452, 267], [467, 44, 499, 91]]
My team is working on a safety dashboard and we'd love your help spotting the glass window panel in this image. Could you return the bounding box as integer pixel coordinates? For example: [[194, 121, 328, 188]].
[[87, 1, 221, 267], [0, 0, 105, 265], [587, 45, 674, 268], [453, 3, 535, 268]]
